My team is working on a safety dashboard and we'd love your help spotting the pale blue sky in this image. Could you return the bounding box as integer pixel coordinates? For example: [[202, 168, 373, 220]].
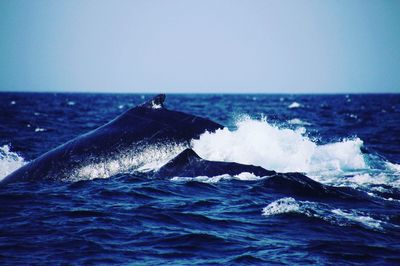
[[0, 0, 399, 93]]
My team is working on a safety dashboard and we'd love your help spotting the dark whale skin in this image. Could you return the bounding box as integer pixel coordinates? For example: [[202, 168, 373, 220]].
[[155, 148, 276, 178], [155, 148, 363, 200], [3, 94, 223, 182]]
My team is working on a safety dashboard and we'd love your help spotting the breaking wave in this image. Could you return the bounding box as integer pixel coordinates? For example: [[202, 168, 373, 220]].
[[262, 197, 386, 231]]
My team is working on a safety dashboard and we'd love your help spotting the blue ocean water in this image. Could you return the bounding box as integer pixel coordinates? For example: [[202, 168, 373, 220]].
[[0, 92, 399, 265]]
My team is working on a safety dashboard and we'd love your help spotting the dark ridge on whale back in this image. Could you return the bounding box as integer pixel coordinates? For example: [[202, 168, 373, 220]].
[[259, 172, 370, 200], [155, 148, 276, 178], [139, 94, 166, 109], [115, 94, 223, 141], [166, 148, 201, 164]]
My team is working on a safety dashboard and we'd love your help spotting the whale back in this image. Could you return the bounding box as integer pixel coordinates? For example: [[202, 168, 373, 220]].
[[3, 95, 223, 182], [155, 148, 276, 178]]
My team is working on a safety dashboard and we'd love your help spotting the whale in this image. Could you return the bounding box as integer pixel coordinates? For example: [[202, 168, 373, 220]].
[[2, 94, 372, 201], [155, 148, 277, 178], [3, 94, 223, 182]]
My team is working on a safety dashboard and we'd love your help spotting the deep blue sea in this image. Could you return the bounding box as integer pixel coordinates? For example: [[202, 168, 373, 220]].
[[0, 93, 399, 265]]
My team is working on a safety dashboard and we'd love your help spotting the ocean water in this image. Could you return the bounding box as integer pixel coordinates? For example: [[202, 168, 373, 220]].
[[0, 92, 399, 265]]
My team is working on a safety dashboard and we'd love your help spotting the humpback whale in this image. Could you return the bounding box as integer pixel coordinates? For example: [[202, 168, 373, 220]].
[[2, 94, 366, 200], [3, 94, 223, 182]]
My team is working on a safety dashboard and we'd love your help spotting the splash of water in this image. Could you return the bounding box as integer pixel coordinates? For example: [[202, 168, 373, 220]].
[[191, 117, 399, 187], [70, 142, 187, 181], [171, 172, 264, 183], [0, 145, 26, 181]]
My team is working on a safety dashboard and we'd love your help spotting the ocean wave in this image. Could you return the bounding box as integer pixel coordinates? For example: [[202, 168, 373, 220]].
[[262, 197, 385, 230], [0, 145, 26, 181]]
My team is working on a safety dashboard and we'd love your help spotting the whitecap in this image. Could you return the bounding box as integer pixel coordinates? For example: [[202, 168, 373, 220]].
[[170, 172, 265, 184], [261, 197, 302, 216], [331, 209, 383, 230], [262, 197, 385, 230], [288, 118, 311, 126], [192, 117, 367, 177], [288, 102, 301, 109], [0, 145, 26, 181], [386, 162, 400, 173], [151, 101, 162, 109]]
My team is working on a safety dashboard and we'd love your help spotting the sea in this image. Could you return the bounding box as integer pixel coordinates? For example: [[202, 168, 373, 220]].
[[0, 92, 399, 265]]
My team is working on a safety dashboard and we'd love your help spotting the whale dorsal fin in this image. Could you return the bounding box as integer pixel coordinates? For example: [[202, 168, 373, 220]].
[[165, 148, 201, 166], [140, 94, 166, 109]]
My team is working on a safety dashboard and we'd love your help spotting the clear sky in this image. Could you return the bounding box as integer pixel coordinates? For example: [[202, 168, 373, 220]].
[[0, 0, 399, 93]]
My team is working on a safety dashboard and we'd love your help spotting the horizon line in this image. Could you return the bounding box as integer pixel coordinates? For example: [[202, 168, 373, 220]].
[[0, 89, 399, 95]]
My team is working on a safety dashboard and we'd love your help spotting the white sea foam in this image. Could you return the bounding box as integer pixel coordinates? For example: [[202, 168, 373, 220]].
[[192, 117, 366, 176], [288, 118, 311, 126], [151, 100, 162, 109], [288, 102, 301, 109], [350, 173, 399, 187], [261, 197, 303, 215], [331, 209, 383, 230], [171, 172, 265, 183], [191, 117, 400, 188], [0, 145, 26, 181], [386, 162, 400, 173], [262, 197, 385, 230]]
